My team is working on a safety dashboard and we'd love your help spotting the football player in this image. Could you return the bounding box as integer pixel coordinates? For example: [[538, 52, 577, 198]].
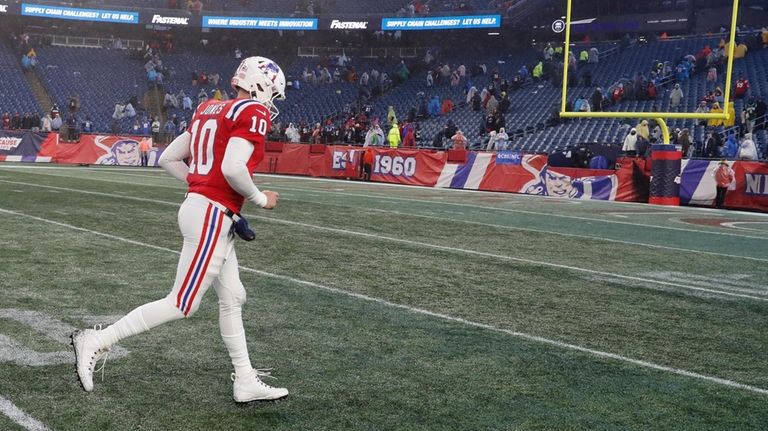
[[72, 56, 289, 402]]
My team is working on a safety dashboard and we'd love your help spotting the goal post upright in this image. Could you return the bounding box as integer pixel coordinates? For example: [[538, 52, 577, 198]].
[[558, 0, 740, 145]]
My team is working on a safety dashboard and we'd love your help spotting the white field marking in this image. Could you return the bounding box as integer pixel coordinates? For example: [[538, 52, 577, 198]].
[[1, 207, 767, 397], [0, 309, 130, 366], [640, 272, 768, 295], [0, 395, 52, 431], [1, 181, 766, 301], [4, 165, 768, 222], [347, 207, 768, 263], [3, 177, 766, 262], [266, 184, 768, 239], [721, 221, 768, 232], [608, 211, 696, 219], [3, 172, 768, 248]]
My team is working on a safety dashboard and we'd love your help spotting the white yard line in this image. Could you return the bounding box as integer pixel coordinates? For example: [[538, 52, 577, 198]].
[[3, 166, 768, 231], [0, 179, 766, 301], [1, 175, 767, 262], [0, 206, 766, 397], [0, 395, 52, 431]]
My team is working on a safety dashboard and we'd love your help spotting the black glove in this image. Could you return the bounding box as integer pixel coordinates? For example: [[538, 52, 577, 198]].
[[231, 214, 256, 241]]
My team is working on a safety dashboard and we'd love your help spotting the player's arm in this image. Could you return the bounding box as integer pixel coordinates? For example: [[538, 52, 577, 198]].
[[158, 132, 191, 183], [221, 137, 278, 209]]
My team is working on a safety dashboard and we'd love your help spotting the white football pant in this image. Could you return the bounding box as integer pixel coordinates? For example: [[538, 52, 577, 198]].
[[97, 193, 255, 376]]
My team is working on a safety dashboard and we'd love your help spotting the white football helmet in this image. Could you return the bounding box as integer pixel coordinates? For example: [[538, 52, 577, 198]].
[[231, 56, 286, 120]]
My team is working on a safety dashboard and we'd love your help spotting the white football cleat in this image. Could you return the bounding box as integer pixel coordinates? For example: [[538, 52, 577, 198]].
[[71, 328, 109, 392], [232, 369, 289, 402]]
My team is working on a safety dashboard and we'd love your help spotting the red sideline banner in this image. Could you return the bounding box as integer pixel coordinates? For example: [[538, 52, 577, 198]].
[[0, 130, 57, 162], [12, 135, 768, 210], [680, 159, 768, 211], [54, 134, 161, 166]]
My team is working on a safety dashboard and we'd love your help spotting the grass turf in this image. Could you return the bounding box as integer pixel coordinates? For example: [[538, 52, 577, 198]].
[[0, 164, 767, 430]]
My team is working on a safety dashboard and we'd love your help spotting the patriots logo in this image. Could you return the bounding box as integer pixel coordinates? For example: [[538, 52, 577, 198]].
[[259, 62, 280, 82]]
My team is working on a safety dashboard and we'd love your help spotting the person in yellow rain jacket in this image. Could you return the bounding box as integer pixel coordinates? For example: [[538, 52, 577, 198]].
[[724, 101, 736, 127], [387, 122, 401, 148], [708, 102, 724, 127]]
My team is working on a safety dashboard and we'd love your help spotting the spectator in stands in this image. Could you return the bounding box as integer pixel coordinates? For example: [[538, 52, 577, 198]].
[[707, 66, 718, 86], [285, 123, 300, 143], [151, 117, 160, 143], [574, 96, 590, 112], [543, 43, 554, 61], [428, 95, 441, 117], [364, 124, 384, 147], [590, 88, 604, 112], [724, 131, 739, 159], [124, 102, 137, 119], [1, 112, 8, 129], [709, 103, 724, 127], [636, 120, 650, 141], [387, 106, 397, 127], [713, 160, 735, 208], [466, 86, 478, 106], [81, 117, 92, 134], [112, 102, 125, 120], [496, 128, 509, 150], [532, 62, 543, 83], [486, 94, 499, 115], [715, 87, 725, 105], [163, 118, 175, 144], [177, 117, 187, 136], [441, 97, 454, 115], [704, 129, 721, 158], [518, 65, 529, 82], [579, 50, 589, 66], [725, 101, 737, 128], [733, 42, 748, 59], [164, 91, 177, 110], [141, 116, 151, 135], [738, 133, 757, 160], [65, 115, 78, 141], [588, 47, 599, 64], [610, 83, 624, 104], [678, 128, 692, 157], [51, 113, 62, 131], [387, 122, 401, 148], [10, 113, 20, 130], [669, 83, 684, 110], [498, 92, 510, 114], [743, 97, 758, 134], [132, 119, 141, 135], [21, 112, 32, 130], [734, 75, 750, 99], [402, 122, 416, 148], [451, 130, 467, 150], [198, 88, 208, 106], [41, 113, 52, 132], [311, 123, 322, 144], [622, 128, 638, 156]]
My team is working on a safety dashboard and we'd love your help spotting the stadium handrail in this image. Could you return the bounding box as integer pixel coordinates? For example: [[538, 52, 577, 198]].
[[26, 33, 144, 49]]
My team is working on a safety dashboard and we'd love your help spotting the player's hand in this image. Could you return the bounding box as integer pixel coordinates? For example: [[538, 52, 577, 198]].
[[262, 190, 279, 209]]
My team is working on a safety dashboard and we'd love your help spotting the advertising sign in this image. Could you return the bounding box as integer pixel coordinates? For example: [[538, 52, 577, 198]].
[[381, 14, 501, 31], [202, 16, 317, 30], [21, 3, 139, 24]]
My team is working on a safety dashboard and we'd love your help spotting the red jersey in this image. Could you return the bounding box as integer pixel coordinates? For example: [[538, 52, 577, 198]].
[[186, 98, 270, 212], [735, 79, 749, 96]]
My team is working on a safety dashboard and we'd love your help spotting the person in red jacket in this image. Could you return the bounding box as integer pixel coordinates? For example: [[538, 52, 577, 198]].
[[734, 75, 750, 99], [713, 160, 735, 209]]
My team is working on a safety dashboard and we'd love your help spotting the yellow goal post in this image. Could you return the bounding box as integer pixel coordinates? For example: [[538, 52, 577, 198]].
[[558, 0, 741, 144]]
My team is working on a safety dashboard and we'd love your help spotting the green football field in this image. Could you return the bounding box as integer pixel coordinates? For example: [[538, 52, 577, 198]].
[[0, 164, 766, 430]]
